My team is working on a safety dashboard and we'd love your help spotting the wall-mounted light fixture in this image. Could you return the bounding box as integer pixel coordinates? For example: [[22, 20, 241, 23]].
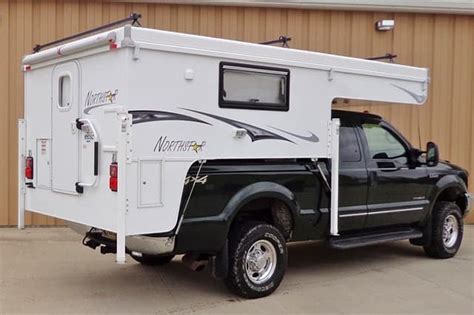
[[375, 20, 395, 31]]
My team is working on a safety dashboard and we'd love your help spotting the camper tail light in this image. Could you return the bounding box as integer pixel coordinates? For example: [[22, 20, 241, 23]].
[[25, 156, 34, 180], [109, 161, 118, 192]]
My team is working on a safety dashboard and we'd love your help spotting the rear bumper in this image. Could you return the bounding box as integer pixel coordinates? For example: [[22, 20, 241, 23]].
[[67, 221, 175, 255]]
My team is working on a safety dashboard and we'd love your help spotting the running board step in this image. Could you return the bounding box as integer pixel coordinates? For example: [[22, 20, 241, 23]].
[[329, 228, 423, 250]]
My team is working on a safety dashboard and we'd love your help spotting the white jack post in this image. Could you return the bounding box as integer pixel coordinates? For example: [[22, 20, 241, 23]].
[[18, 119, 26, 230], [330, 118, 340, 236], [115, 112, 132, 264]]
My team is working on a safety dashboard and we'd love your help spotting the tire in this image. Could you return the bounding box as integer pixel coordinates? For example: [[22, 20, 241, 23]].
[[130, 253, 175, 266], [423, 201, 463, 259], [224, 221, 288, 299]]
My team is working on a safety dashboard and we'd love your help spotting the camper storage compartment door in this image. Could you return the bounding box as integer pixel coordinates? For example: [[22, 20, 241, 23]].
[[138, 159, 163, 207]]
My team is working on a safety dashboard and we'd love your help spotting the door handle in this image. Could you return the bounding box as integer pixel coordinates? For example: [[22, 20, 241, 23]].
[[75, 118, 99, 193], [369, 171, 377, 186]]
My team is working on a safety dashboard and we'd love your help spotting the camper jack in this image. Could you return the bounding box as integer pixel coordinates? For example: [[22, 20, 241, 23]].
[[19, 24, 470, 298]]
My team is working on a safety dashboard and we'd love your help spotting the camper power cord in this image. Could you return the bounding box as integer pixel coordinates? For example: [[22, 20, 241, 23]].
[[175, 160, 206, 235]]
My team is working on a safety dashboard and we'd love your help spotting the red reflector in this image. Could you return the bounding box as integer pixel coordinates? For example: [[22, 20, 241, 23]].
[[109, 162, 118, 192], [109, 42, 118, 50], [110, 162, 118, 177], [25, 157, 33, 180]]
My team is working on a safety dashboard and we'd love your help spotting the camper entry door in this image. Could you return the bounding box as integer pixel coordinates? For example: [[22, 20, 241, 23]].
[[51, 62, 80, 194]]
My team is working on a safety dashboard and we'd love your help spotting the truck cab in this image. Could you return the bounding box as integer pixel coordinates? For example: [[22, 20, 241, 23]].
[[335, 110, 470, 233]]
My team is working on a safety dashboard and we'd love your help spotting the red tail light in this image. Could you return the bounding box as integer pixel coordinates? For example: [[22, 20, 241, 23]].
[[109, 162, 118, 192], [25, 156, 34, 180]]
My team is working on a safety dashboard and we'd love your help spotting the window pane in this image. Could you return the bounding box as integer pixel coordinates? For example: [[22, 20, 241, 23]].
[[362, 123, 406, 160], [221, 64, 288, 110], [59, 75, 71, 108], [339, 127, 361, 162]]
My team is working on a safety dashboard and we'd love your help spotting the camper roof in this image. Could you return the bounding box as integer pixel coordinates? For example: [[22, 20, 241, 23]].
[[23, 26, 428, 86]]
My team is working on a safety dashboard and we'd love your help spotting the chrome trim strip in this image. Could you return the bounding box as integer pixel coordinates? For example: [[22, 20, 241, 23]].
[[339, 212, 366, 218], [339, 206, 424, 217], [369, 207, 423, 215]]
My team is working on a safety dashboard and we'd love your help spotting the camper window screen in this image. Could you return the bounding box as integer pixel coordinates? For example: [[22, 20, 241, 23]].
[[219, 63, 289, 111]]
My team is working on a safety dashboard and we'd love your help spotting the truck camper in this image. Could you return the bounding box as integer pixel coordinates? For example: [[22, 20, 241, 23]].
[[20, 17, 470, 298]]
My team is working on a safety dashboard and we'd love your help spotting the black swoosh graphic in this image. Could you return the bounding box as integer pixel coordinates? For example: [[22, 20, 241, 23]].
[[130, 110, 211, 125], [183, 108, 294, 143], [271, 127, 319, 143]]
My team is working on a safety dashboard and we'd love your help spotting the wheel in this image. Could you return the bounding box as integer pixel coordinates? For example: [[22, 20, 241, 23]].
[[423, 201, 463, 259], [130, 253, 175, 266], [224, 221, 288, 299]]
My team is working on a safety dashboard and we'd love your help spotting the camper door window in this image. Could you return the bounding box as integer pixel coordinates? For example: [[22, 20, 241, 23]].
[[219, 62, 289, 111], [58, 75, 72, 110]]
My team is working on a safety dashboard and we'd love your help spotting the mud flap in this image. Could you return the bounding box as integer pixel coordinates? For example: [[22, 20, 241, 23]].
[[210, 239, 228, 279]]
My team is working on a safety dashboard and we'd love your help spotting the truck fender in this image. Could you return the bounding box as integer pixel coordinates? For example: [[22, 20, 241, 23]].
[[422, 175, 467, 238], [429, 175, 467, 213], [208, 182, 298, 279], [221, 181, 299, 238]]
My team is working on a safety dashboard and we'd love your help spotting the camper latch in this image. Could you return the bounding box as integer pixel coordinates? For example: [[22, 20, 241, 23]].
[[75, 118, 84, 130]]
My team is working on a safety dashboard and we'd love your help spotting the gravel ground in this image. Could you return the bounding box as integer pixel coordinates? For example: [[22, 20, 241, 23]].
[[0, 226, 473, 314]]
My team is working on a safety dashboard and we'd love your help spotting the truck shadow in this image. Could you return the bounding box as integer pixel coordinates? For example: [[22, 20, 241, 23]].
[[286, 239, 425, 268], [126, 240, 426, 298]]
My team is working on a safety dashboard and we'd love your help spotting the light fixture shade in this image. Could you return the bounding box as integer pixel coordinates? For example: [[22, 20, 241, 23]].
[[375, 20, 395, 31]]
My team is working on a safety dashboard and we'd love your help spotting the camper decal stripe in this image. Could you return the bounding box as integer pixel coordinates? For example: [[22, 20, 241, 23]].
[[130, 110, 211, 125], [271, 127, 320, 143], [182, 108, 294, 143], [391, 84, 426, 103]]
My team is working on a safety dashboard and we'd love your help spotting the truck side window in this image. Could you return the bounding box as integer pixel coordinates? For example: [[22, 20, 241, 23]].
[[362, 123, 407, 163], [339, 126, 361, 162]]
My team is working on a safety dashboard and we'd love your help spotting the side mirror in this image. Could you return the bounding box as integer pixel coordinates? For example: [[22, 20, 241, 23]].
[[426, 142, 439, 167]]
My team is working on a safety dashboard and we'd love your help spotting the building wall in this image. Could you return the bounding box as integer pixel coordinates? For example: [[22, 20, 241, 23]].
[[0, 0, 472, 225]]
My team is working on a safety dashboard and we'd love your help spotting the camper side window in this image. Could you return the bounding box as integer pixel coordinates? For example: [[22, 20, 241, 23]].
[[219, 62, 289, 111], [58, 75, 71, 109]]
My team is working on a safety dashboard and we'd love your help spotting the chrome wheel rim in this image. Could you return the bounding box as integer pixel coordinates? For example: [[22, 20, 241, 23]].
[[245, 239, 277, 284], [442, 214, 459, 248]]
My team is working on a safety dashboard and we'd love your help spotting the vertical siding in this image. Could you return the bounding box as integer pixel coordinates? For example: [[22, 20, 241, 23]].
[[0, 0, 473, 225]]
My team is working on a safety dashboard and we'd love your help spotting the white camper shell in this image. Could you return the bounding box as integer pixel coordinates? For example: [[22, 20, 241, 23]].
[[19, 25, 429, 262]]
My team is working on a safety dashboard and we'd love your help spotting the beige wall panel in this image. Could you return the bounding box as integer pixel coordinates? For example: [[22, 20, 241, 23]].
[[450, 16, 472, 183], [0, 0, 9, 225], [2, 1, 473, 225]]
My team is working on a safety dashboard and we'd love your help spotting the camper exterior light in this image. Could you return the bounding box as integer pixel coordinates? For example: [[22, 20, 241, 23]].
[[375, 19, 395, 31], [25, 156, 33, 180], [109, 162, 118, 192]]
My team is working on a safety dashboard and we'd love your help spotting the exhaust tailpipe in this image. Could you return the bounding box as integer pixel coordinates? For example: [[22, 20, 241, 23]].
[[182, 253, 208, 272]]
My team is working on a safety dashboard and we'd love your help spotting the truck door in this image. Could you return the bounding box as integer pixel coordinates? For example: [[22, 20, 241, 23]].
[[359, 122, 429, 228], [337, 124, 368, 232], [51, 62, 80, 194]]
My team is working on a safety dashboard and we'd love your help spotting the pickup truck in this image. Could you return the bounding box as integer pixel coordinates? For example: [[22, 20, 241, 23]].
[[77, 109, 471, 298]]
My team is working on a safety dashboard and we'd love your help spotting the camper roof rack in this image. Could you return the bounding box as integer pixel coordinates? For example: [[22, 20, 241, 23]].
[[366, 53, 397, 63], [32, 12, 142, 53], [260, 36, 292, 48]]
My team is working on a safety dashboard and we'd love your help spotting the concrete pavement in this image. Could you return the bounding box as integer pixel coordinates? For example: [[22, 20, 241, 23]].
[[0, 226, 473, 314]]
